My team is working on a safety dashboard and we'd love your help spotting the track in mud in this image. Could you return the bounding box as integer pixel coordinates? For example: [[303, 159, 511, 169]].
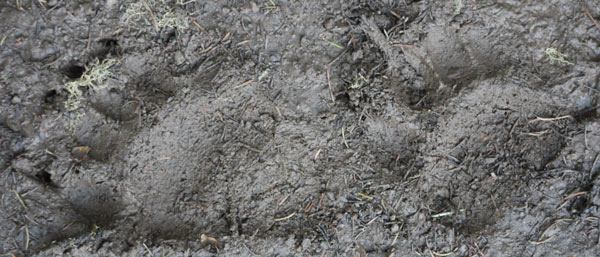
[[1, 0, 600, 256]]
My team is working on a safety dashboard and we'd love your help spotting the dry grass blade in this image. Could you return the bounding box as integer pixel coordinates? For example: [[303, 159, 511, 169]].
[[314, 148, 322, 160], [25, 225, 29, 251], [13, 190, 27, 209]]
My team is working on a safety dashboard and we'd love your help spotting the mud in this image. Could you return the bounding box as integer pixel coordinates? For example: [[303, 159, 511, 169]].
[[1, 0, 600, 256]]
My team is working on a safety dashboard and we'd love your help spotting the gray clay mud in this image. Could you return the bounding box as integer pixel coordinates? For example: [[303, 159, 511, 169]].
[[1, 0, 600, 256]]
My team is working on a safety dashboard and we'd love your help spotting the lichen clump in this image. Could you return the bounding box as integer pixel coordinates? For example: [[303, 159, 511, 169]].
[[63, 58, 116, 111]]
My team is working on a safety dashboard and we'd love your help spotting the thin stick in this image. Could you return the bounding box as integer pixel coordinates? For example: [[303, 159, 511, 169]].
[[278, 194, 290, 206], [62, 221, 75, 231], [326, 68, 335, 104], [524, 130, 550, 137], [274, 212, 296, 221], [235, 79, 254, 89], [304, 202, 314, 213], [141, 0, 159, 32], [584, 3, 600, 33], [564, 191, 587, 200]]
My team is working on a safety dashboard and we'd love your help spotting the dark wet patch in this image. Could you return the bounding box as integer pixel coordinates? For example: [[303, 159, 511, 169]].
[[61, 63, 86, 79]]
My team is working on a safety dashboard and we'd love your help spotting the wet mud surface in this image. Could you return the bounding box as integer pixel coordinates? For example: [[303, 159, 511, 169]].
[[2, 0, 600, 256]]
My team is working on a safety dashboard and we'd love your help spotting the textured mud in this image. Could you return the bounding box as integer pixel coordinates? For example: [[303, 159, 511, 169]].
[[1, 0, 600, 256]]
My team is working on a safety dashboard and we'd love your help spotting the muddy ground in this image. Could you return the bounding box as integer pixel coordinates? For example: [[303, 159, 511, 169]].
[[1, 0, 600, 256]]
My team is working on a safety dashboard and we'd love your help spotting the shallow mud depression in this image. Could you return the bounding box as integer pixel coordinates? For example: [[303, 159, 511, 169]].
[[1, 0, 600, 256]]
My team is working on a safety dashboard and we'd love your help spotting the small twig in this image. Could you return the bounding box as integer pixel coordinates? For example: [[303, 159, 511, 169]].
[[141, 0, 159, 32], [524, 130, 550, 137], [365, 216, 378, 226], [327, 48, 349, 66], [235, 79, 254, 89], [304, 202, 314, 213], [391, 232, 399, 246], [316, 194, 324, 211], [143, 243, 153, 256], [62, 221, 75, 231], [237, 40, 250, 46], [273, 212, 296, 221], [584, 3, 600, 33], [221, 32, 231, 42], [278, 194, 290, 206], [564, 191, 587, 200]]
